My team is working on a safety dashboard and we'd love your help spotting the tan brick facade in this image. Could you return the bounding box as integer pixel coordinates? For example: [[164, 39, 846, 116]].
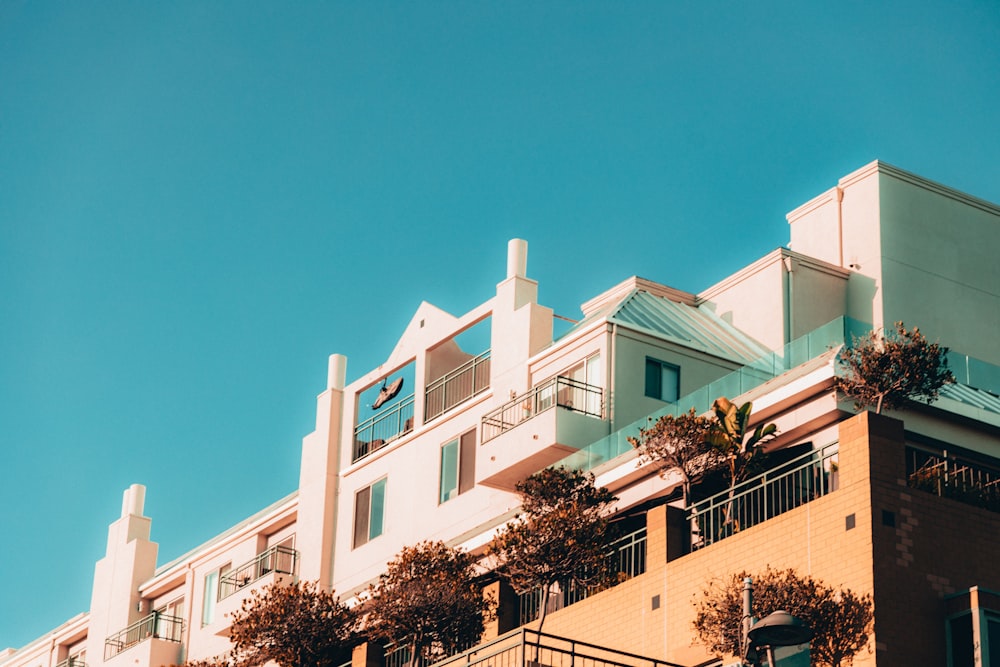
[[531, 412, 1000, 666]]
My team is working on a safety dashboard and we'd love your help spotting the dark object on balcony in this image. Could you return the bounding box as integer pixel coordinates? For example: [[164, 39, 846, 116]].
[[373, 377, 404, 409]]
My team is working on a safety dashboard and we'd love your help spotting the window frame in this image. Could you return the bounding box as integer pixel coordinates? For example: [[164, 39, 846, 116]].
[[644, 357, 680, 402], [353, 477, 387, 548], [439, 430, 476, 504]]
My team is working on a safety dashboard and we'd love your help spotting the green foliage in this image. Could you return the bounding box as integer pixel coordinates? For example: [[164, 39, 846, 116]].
[[707, 397, 777, 489], [693, 568, 873, 667], [837, 322, 955, 414], [488, 466, 617, 633], [628, 407, 720, 504], [367, 541, 493, 667], [194, 581, 358, 667]]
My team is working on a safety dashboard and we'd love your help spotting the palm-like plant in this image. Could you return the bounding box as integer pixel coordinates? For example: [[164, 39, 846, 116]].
[[706, 397, 777, 533]]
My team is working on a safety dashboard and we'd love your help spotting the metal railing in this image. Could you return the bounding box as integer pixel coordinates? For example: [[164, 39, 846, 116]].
[[482, 377, 604, 443], [518, 526, 647, 626], [354, 394, 415, 463], [907, 445, 1000, 513], [104, 612, 183, 659], [425, 351, 491, 423], [55, 658, 86, 667], [219, 544, 299, 600], [432, 628, 687, 667], [688, 442, 840, 549]]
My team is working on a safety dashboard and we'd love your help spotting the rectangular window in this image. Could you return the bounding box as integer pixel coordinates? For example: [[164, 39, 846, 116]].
[[440, 430, 476, 503], [354, 477, 387, 548], [645, 358, 679, 402], [202, 571, 219, 626]]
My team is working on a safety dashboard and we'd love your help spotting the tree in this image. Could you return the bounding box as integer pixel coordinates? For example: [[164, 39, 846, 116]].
[[188, 581, 358, 667], [367, 541, 493, 667], [628, 407, 720, 505], [837, 321, 955, 414], [488, 466, 617, 636], [693, 568, 873, 667]]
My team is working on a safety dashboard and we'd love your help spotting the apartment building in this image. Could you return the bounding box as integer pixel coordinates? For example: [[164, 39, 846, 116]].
[[4, 160, 999, 667]]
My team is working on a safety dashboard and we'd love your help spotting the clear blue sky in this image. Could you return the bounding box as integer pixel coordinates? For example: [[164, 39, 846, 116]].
[[1, 0, 998, 651]]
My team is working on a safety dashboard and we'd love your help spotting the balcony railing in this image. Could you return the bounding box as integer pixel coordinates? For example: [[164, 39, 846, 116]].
[[354, 394, 415, 463], [482, 377, 604, 443], [688, 442, 840, 549], [104, 612, 183, 660], [425, 351, 491, 423], [518, 526, 647, 626], [907, 445, 1000, 513], [55, 657, 86, 667], [434, 628, 686, 667], [219, 544, 299, 600]]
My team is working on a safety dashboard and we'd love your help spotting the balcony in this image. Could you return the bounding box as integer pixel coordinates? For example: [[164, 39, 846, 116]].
[[425, 351, 490, 423], [104, 613, 182, 665], [687, 442, 839, 550], [220, 544, 298, 599], [478, 378, 607, 490], [518, 525, 647, 626], [907, 445, 1000, 513], [55, 658, 86, 667], [354, 395, 415, 463]]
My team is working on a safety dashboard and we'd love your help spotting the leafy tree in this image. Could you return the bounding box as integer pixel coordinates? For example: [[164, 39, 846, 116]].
[[628, 407, 720, 505], [837, 321, 955, 414], [179, 581, 358, 667], [367, 540, 493, 667], [693, 568, 873, 667], [488, 466, 617, 636]]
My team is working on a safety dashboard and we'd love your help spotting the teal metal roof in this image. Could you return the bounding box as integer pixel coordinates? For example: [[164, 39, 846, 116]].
[[560, 288, 772, 365], [940, 382, 1000, 416]]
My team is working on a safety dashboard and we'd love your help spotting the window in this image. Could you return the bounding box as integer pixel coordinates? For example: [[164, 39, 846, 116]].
[[201, 563, 230, 626], [440, 430, 476, 503], [353, 477, 386, 548], [645, 358, 679, 402]]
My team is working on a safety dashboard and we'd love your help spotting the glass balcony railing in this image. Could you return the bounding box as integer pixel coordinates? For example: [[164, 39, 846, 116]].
[[481, 376, 604, 443], [219, 544, 299, 600], [104, 612, 183, 660], [555, 316, 866, 474], [424, 351, 491, 422]]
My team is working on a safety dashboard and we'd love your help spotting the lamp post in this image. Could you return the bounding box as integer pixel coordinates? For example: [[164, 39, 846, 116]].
[[741, 578, 813, 666]]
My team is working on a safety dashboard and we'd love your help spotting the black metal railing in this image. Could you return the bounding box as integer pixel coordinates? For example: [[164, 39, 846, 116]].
[[104, 612, 183, 659], [482, 377, 604, 443], [907, 445, 1000, 512], [425, 351, 491, 423], [433, 628, 686, 667], [688, 442, 840, 549], [517, 526, 647, 626], [219, 544, 298, 600], [354, 394, 415, 463]]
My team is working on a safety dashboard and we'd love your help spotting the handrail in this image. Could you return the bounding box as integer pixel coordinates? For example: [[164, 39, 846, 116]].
[[518, 525, 646, 625], [353, 394, 415, 462], [55, 658, 86, 667], [907, 444, 1000, 512], [104, 612, 183, 659], [431, 628, 687, 667], [219, 544, 298, 600], [482, 376, 604, 443], [688, 442, 839, 549], [425, 351, 491, 422]]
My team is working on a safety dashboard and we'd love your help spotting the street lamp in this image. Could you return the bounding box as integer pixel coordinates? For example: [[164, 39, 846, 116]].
[[741, 578, 813, 667]]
